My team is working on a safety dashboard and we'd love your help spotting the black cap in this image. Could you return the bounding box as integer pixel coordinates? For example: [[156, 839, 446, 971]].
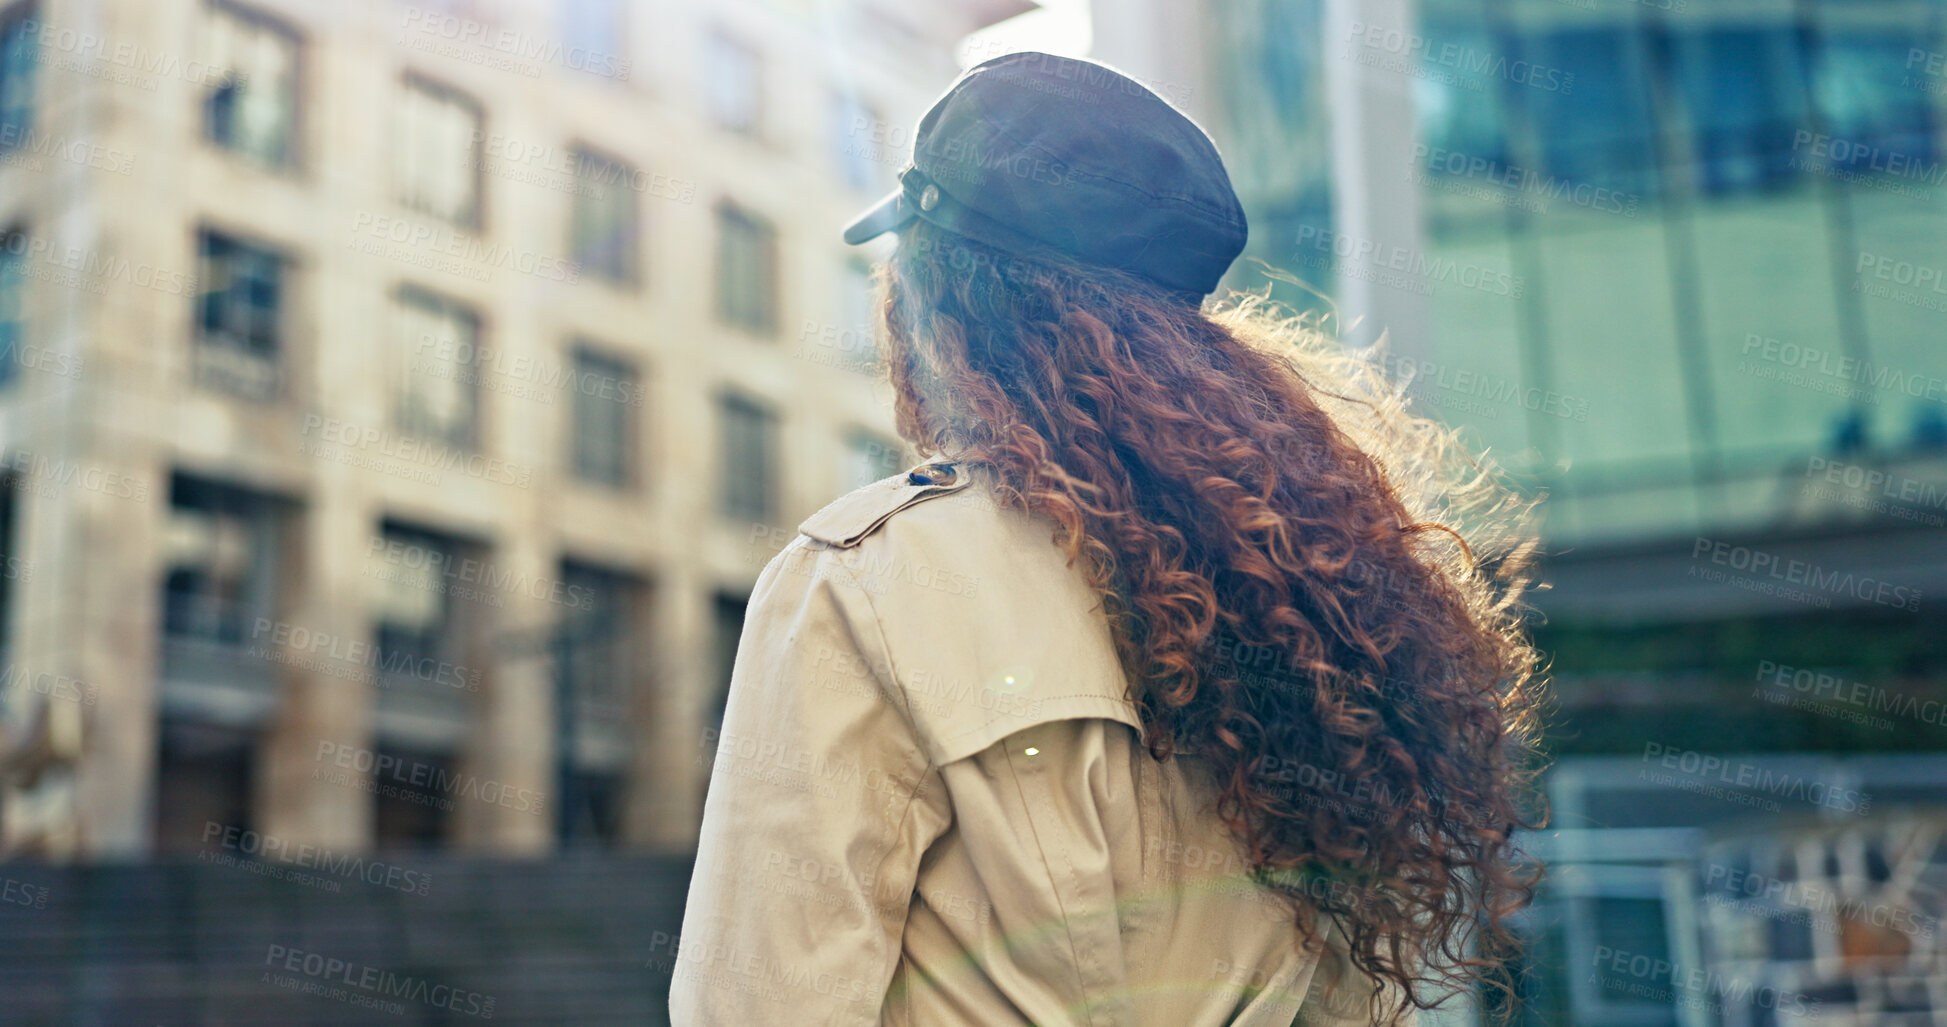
[[842, 51, 1247, 297]]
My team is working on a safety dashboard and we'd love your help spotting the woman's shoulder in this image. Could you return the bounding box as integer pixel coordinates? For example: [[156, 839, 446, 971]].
[[787, 461, 1145, 766], [796, 460, 992, 552]]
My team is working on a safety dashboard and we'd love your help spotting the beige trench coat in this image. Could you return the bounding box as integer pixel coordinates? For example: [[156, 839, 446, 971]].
[[671, 462, 1416, 1026]]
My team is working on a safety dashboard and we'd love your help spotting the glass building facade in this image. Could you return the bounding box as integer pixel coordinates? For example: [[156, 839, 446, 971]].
[[1216, 0, 1947, 545], [1203, 1, 1947, 1023]]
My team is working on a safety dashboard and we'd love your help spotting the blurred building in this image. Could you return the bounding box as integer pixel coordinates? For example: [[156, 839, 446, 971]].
[[1100, 0, 1947, 1022], [0, 0, 1031, 860]]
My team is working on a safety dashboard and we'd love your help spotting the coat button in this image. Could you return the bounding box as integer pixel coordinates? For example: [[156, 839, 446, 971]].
[[907, 463, 957, 486], [919, 184, 941, 211]]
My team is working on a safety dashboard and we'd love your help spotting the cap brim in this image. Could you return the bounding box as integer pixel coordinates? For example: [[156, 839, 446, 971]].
[[842, 188, 914, 245]]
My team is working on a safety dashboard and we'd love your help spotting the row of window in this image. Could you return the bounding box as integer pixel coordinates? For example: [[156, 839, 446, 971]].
[[0, 222, 902, 517], [150, 468, 756, 849], [0, 0, 891, 181], [1413, 16, 1935, 204], [155, 472, 752, 764], [0, 0, 892, 336], [0, 453, 757, 849]]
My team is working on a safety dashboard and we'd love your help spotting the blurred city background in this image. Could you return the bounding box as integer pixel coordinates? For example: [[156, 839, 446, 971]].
[[0, 0, 1942, 1023]]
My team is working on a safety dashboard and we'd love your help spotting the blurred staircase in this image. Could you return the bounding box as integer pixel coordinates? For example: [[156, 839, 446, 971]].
[[0, 854, 694, 1026]]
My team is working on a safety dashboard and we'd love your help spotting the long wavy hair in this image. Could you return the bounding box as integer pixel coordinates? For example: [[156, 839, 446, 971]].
[[875, 219, 1551, 1022]]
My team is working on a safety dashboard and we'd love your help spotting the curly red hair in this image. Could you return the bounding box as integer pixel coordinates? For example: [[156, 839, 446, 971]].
[[876, 221, 1551, 1022]]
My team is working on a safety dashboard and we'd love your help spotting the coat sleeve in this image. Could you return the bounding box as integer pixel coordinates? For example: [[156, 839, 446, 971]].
[[669, 539, 952, 1027]]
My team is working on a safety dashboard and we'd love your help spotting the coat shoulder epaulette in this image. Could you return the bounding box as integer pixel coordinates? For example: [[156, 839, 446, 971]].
[[797, 461, 970, 549]]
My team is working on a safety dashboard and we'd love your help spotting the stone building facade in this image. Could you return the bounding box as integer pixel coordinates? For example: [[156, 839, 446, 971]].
[[0, 0, 1030, 859]]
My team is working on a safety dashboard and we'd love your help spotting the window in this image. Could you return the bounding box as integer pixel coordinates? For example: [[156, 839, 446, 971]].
[[703, 30, 760, 133], [715, 202, 777, 333], [393, 286, 479, 448], [0, 475, 17, 659], [836, 258, 879, 372], [1670, 28, 1802, 196], [395, 75, 483, 227], [557, 561, 639, 735], [556, 560, 642, 846], [195, 229, 285, 398], [706, 591, 748, 738], [162, 475, 280, 649], [717, 392, 776, 521], [1512, 27, 1661, 201], [0, 2, 36, 150], [370, 521, 477, 743], [372, 745, 452, 848], [832, 91, 883, 192], [570, 146, 639, 285], [202, 1, 300, 168], [152, 720, 256, 852], [0, 226, 22, 388], [843, 429, 903, 491], [560, 0, 627, 81], [569, 346, 636, 487]]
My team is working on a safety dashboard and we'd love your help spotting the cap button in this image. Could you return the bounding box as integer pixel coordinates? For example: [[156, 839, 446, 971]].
[[919, 184, 941, 211]]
